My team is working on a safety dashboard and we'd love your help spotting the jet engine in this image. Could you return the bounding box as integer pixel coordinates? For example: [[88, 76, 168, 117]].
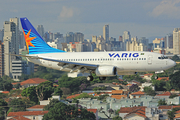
[[95, 66, 117, 76]]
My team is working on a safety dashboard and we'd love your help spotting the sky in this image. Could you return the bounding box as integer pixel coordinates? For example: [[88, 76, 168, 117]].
[[1, 0, 180, 41]]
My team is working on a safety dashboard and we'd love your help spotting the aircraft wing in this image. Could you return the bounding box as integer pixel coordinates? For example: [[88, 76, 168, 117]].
[[6, 53, 98, 72]]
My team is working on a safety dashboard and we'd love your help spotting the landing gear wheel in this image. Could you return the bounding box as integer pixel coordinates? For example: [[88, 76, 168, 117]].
[[154, 73, 158, 79], [99, 77, 106, 80], [87, 76, 93, 81]]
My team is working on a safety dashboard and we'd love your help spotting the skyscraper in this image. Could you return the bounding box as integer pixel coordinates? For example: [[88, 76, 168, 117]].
[[122, 31, 131, 50], [173, 28, 180, 55], [103, 24, 109, 42], [37, 25, 44, 38], [3, 17, 19, 77]]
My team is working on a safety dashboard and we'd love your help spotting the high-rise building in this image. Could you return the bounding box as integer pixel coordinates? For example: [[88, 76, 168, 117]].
[[173, 28, 180, 55], [119, 36, 123, 42], [64, 32, 74, 43], [123, 31, 131, 42], [138, 37, 149, 47], [19, 31, 25, 49], [0, 41, 4, 77], [165, 33, 173, 49], [74, 32, 84, 42], [103, 25, 109, 42], [3, 17, 19, 77], [37, 25, 44, 38], [0, 29, 4, 42], [122, 31, 131, 51], [92, 36, 97, 43]]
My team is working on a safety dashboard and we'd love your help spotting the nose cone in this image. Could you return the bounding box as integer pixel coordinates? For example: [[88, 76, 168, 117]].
[[170, 60, 176, 68]]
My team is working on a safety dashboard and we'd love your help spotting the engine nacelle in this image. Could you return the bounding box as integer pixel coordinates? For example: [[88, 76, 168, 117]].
[[95, 66, 117, 76]]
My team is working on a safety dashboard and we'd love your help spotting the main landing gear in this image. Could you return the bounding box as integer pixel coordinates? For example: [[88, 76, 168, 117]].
[[86, 76, 107, 81], [87, 76, 94, 81]]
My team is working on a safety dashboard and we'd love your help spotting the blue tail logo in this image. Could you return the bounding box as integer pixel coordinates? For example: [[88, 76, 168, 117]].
[[20, 17, 65, 54]]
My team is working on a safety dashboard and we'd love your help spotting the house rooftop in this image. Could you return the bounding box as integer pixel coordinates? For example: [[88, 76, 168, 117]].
[[7, 111, 49, 117], [20, 78, 48, 85], [27, 105, 46, 109], [131, 91, 145, 95], [158, 105, 180, 109], [7, 116, 31, 120], [156, 91, 171, 96], [87, 109, 97, 113], [2, 91, 9, 94], [111, 95, 127, 99], [157, 77, 169, 81]]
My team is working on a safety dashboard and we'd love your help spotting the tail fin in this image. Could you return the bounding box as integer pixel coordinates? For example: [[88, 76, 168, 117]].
[[20, 17, 65, 54]]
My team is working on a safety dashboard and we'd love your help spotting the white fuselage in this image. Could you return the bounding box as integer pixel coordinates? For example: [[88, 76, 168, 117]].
[[26, 51, 176, 75]]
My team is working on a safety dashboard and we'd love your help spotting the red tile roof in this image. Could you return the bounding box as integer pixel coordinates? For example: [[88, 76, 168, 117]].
[[20, 78, 47, 85], [131, 91, 145, 95], [7, 111, 49, 117], [156, 91, 171, 96], [112, 90, 123, 94], [144, 73, 153, 76], [126, 83, 132, 86], [111, 95, 127, 99], [66, 94, 80, 99], [157, 77, 169, 81], [119, 106, 147, 118], [12, 82, 20, 85], [2, 91, 9, 94], [176, 110, 180, 113], [158, 105, 180, 109], [119, 78, 124, 81], [27, 105, 46, 109], [87, 109, 97, 113]]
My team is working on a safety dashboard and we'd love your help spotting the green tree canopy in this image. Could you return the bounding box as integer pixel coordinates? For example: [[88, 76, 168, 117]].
[[43, 102, 96, 120], [36, 81, 54, 101], [21, 86, 38, 103], [43, 99, 60, 111], [172, 55, 180, 61], [123, 74, 146, 83], [0, 99, 8, 120], [143, 86, 156, 96], [54, 86, 63, 96], [170, 71, 180, 90], [158, 99, 167, 106]]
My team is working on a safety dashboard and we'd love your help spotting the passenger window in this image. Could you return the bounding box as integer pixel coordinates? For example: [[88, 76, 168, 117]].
[[142, 58, 143, 60], [139, 58, 141, 60], [144, 58, 146, 60], [134, 58, 136, 60]]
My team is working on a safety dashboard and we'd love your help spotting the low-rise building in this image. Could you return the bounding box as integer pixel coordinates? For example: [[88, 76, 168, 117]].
[[140, 82, 155, 91], [7, 111, 48, 120], [130, 91, 145, 99], [20, 78, 47, 88]]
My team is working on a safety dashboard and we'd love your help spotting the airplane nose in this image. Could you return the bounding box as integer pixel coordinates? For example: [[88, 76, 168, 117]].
[[170, 60, 176, 67]]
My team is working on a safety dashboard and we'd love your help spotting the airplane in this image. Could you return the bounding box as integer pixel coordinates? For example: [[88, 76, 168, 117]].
[[13, 17, 176, 81]]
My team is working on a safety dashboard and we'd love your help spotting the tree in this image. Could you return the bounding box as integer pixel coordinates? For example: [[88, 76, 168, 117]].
[[129, 84, 139, 93], [21, 86, 38, 103], [14, 83, 21, 89], [170, 71, 180, 90], [144, 86, 156, 96], [164, 81, 172, 92], [61, 87, 72, 95], [169, 94, 178, 98], [158, 99, 167, 106], [0, 99, 8, 120], [112, 116, 123, 120], [167, 107, 180, 120], [8, 98, 26, 113], [54, 86, 63, 96], [172, 55, 180, 61], [123, 74, 146, 83], [36, 81, 54, 101], [43, 99, 60, 110], [74, 93, 94, 99], [43, 102, 95, 120]]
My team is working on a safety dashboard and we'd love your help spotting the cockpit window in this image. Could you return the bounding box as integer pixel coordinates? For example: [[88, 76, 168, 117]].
[[158, 56, 168, 59]]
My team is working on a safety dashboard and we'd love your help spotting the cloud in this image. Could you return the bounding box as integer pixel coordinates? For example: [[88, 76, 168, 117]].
[[150, 0, 180, 18], [58, 6, 80, 22]]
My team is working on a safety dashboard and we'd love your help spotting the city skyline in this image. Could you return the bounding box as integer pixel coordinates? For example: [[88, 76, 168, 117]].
[[0, 0, 180, 41]]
